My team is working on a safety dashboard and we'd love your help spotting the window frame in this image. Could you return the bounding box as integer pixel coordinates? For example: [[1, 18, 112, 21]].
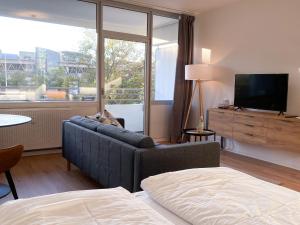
[[97, 0, 179, 134], [0, 0, 180, 134], [0, 1, 98, 106]]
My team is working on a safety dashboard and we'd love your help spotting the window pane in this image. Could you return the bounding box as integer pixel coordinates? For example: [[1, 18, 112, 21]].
[[152, 15, 178, 101], [103, 6, 147, 36], [104, 38, 145, 132], [0, 0, 97, 102]]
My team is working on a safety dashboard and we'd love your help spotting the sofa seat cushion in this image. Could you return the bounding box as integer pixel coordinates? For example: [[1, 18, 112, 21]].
[[97, 124, 155, 148], [70, 116, 101, 131]]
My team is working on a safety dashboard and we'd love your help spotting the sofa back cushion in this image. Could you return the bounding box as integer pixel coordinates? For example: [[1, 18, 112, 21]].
[[70, 116, 100, 131], [97, 124, 155, 148]]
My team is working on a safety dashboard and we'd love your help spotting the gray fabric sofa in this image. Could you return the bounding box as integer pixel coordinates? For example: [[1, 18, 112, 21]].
[[62, 116, 220, 192]]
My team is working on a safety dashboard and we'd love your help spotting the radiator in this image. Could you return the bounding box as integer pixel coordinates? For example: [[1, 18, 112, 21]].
[[0, 106, 97, 151]]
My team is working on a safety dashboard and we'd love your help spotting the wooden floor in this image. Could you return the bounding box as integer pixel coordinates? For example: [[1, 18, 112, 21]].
[[1, 151, 300, 204], [221, 151, 300, 191], [0, 154, 100, 204]]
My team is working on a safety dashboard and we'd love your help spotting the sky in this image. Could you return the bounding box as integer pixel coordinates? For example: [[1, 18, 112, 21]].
[[0, 16, 96, 54]]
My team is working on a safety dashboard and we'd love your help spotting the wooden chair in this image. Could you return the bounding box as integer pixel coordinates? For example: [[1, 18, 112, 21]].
[[0, 145, 23, 199]]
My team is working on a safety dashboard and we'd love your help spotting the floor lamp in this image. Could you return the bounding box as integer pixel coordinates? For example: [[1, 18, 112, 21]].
[[182, 64, 213, 140]]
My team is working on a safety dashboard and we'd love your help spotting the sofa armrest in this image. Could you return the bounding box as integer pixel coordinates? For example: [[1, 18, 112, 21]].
[[133, 142, 220, 192]]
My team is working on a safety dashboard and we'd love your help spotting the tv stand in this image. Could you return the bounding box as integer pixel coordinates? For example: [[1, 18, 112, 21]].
[[208, 108, 300, 152]]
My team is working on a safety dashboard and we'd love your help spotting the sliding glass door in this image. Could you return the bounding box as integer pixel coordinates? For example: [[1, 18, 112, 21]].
[[101, 5, 149, 133], [104, 38, 146, 132]]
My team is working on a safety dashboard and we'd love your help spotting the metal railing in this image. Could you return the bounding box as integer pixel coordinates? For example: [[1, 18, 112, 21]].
[[105, 88, 144, 104]]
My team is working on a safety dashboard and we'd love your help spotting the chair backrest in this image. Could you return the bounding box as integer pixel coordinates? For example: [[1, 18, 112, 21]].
[[0, 145, 23, 173]]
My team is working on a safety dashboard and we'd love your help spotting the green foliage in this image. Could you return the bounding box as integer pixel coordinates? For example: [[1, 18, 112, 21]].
[[80, 68, 97, 87], [8, 72, 28, 86], [46, 67, 66, 88], [104, 39, 145, 104], [31, 74, 44, 87], [0, 72, 5, 86]]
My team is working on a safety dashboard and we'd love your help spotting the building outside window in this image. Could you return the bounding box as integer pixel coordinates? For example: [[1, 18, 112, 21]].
[[0, 1, 97, 102]]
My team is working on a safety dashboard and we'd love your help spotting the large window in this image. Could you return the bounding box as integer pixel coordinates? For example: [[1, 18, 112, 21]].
[[104, 38, 146, 132], [0, 1, 96, 102], [103, 6, 148, 132], [0, 0, 179, 134], [152, 15, 179, 101]]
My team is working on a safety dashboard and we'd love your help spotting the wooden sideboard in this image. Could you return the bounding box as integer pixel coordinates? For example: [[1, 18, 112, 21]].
[[208, 108, 300, 151]]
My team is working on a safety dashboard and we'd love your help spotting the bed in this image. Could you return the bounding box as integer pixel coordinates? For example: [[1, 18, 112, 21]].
[[1, 167, 300, 225], [0, 187, 173, 225]]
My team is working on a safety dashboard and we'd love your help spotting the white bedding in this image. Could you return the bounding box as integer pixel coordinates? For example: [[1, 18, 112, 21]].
[[0, 187, 174, 225], [134, 191, 191, 225], [141, 167, 300, 225]]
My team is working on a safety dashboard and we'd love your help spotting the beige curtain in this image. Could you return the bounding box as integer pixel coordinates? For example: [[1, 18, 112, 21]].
[[170, 15, 195, 143]]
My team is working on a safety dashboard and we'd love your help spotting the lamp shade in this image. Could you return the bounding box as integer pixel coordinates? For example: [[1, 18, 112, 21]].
[[185, 64, 213, 81]]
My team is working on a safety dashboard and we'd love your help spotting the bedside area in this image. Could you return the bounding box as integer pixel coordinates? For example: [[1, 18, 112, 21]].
[[208, 108, 300, 152]]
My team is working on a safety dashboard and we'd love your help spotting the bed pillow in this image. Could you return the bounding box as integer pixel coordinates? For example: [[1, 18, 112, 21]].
[[141, 167, 300, 225]]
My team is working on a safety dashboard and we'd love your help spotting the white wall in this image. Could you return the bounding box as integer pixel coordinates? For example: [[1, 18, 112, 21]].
[[194, 0, 300, 170]]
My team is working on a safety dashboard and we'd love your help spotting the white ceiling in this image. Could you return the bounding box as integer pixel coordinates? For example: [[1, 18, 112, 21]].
[[0, 0, 178, 29], [0, 0, 240, 31], [117, 0, 241, 15]]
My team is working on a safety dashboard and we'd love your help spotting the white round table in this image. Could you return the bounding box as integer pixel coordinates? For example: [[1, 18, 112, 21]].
[[0, 114, 31, 199], [0, 114, 32, 128]]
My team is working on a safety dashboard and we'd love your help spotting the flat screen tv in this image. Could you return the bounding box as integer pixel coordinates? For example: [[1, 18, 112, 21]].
[[234, 74, 288, 112]]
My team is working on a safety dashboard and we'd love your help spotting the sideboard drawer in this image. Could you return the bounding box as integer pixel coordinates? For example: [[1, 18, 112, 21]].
[[233, 131, 267, 145], [209, 111, 233, 123], [209, 121, 232, 138], [234, 114, 265, 127], [266, 119, 300, 132], [233, 123, 267, 137], [266, 129, 300, 151]]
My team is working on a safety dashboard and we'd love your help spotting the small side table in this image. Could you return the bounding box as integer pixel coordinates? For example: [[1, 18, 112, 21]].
[[0, 114, 31, 199], [183, 129, 216, 142]]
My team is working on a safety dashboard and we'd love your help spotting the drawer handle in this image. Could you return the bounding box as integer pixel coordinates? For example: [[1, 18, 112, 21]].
[[245, 124, 254, 127], [245, 133, 254, 137]]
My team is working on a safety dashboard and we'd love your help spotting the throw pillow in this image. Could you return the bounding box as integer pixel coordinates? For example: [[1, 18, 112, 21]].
[[86, 110, 122, 127]]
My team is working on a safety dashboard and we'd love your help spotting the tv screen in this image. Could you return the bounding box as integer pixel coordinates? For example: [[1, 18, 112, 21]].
[[234, 74, 288, 112]]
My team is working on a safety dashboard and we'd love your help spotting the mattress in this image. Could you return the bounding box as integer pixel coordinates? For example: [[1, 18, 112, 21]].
[[134, 191, 191, 225]]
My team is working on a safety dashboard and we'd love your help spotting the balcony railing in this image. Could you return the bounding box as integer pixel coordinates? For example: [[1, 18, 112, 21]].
[[105, 88, 144, 104]]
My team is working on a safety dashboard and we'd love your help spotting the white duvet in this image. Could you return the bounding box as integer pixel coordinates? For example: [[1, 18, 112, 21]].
[[0, 187, 174, 225], [141, 167, 300, 225]]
